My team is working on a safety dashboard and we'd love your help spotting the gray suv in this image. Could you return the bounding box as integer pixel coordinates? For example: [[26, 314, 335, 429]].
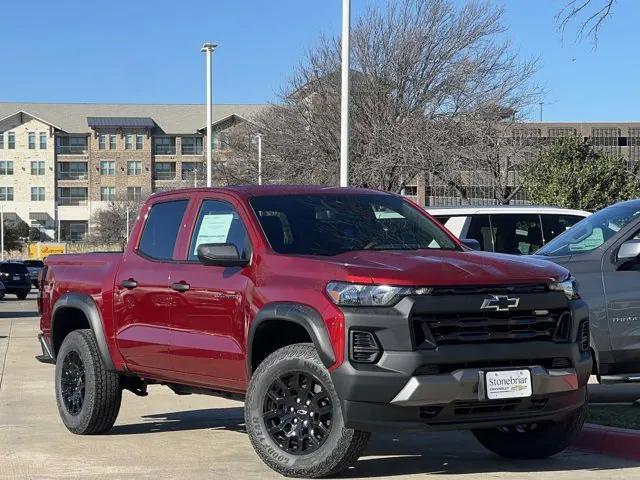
[[535, 199, 640, 382]]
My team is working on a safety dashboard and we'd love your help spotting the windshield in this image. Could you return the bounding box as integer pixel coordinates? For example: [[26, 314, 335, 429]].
[[536, 202, 640, 257], [250, 194, 459, 256]]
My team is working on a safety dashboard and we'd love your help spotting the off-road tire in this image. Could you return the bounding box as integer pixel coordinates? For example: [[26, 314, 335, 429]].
[[472, 403, 587, 459], [245, 343, 370, 478], [55, 329, 122, 434]]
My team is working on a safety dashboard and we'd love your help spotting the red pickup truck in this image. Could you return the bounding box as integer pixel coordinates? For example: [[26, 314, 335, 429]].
[[37, 186, 591, 478]]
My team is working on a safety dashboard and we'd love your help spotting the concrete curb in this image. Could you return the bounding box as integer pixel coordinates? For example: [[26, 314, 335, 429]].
[[572, 423, 640, 460]]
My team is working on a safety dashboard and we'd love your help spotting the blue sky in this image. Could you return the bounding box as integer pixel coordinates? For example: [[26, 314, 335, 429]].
[[0, 0, 636, 121]]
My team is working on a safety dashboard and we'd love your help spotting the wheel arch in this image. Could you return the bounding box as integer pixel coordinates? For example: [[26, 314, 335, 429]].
[[247, 302, 336, 375], [51, 293, 115, 371]]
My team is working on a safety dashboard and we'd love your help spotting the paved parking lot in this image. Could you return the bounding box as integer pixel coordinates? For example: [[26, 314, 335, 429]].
[[1, 295, 640, 479]]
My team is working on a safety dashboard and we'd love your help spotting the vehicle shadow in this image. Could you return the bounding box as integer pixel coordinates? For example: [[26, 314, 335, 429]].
[[109, 407, 639, 476]]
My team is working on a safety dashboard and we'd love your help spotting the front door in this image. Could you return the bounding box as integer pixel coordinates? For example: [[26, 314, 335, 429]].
[[603, 228, 640, 371], [168, 198, 253, 390], [114, 198, 189, 376]]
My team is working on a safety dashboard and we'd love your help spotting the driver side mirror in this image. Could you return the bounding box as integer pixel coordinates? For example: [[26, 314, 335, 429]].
[[197, 243, 249, 267], [461, 238, 481, 251], [617, 240, 640, 262]]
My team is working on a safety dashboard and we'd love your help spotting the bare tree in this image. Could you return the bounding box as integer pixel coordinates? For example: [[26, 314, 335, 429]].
[[89, 196, 145, 248], [235, 0, 539, 201], [557, 0, 617, 42]]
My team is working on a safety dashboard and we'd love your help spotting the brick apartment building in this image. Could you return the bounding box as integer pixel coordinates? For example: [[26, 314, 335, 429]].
[[0, 103, 263, 241]]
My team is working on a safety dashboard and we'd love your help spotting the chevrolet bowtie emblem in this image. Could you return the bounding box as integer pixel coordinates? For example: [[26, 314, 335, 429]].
[[480, 294, 520, 312]]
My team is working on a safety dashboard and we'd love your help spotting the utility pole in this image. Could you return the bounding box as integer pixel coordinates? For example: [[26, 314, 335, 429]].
[[256, 133, 263, 185], [201, 42, 218, 187], [126, 207, 130, 242], [340, 0, 351, 187], [539, 102, 543, 122]]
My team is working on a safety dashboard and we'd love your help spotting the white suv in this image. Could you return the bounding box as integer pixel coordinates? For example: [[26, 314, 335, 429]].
[[427, 206, 590, 255]]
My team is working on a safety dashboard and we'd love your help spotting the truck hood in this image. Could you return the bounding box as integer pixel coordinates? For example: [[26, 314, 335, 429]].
[[327, 249, 568, 287]]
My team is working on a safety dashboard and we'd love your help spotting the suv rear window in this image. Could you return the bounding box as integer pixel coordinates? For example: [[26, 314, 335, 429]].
[[250, 194, 458, 256], [0, 263, 29, 274]]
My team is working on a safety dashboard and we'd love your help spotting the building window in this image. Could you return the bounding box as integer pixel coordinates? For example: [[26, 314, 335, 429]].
[[181, 137, 203, 155], [40, 132, 47, 149], [100, 160, 115, 176], [58, 187, 88, 206], [125, 134, 133, 150], [127, 186, 142, 201], [58, 136, 88, 154], [153, 162, 176, 180], [31, 160, 45, 175], [28, 132, 36, 149], [547, 128, 576, 138], [109, 134, 116, 150], [100, 186, 116, 201], [181, 162, 204, 181], [8, 132, 15, 149], [153, 137, 176, 155], [0, 132, 3, 149], [98, 134, 106, 150], [0, 187, 14, 201], [136, 135, 143, 150], [31, 186, 45, 201], [58, 162, 88, 180], [61, 221, 88, 241], [0, 161, 13, 175], [127, 160, 142, 176]]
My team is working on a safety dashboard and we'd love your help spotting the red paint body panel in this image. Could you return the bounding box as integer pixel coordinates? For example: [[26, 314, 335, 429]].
[[40, 186, 569, 393]]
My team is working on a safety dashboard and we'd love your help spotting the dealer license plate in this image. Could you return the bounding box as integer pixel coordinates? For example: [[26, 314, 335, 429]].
[[485, 369, 532, 400], [12, 276, 20, 281]]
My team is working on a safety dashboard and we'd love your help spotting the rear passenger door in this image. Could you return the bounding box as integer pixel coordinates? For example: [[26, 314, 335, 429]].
[[114, 198, 189, 375]]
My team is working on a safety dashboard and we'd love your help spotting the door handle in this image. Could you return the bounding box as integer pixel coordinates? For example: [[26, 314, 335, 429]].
[[121, 279, 138, 289], [171, 282, 190, 292]]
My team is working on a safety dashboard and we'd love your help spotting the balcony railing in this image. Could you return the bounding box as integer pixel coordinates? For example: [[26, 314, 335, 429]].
[[58, 172, 88, 181], [58, 197, 88, 206], [154, 171, 177, 180], [154, 146, 176, 155], [181, 145, 203, 155], [57, 146, 88, 155]]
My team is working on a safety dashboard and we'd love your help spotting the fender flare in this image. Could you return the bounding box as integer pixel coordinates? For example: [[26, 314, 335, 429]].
[[51, 293, 115, 371], [247, 302, 336, 374]]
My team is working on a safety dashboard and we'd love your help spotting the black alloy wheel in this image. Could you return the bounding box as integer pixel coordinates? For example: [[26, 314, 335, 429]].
[[262, 371, 333, 455], [60, 350, 86, 415]]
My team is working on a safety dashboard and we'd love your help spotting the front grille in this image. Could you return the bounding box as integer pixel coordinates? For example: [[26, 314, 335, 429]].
[[413, 309, 568, 347], [454, 399, 521, 415], [419, 397, 548, 420], [413, 357, 573, 375], [430, 284, 548, 296]]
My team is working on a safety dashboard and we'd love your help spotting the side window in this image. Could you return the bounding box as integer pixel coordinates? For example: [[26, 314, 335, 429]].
[[491, 214, 543, 255], [189, 200, 251, 261], [434, 215, 451, 225], [138, 200, 188, 260], [465, 215, 493, 252], [541, 214, 584, 244]]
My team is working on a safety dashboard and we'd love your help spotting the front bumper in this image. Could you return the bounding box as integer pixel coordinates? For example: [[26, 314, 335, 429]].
[[330, 296, 591, 432]]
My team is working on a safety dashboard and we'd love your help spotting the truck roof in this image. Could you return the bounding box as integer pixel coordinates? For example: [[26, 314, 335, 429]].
[[151, 185, 394, 199]]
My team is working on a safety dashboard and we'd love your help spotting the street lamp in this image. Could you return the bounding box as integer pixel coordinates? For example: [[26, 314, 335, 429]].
[[256, 133, 263, 185], [340, 0, 351, 187], [201, 42, 218, 188]]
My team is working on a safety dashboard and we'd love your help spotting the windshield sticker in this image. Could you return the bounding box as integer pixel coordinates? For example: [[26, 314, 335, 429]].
[[569, 227, 604, 252], [193, 213, 234, 254]]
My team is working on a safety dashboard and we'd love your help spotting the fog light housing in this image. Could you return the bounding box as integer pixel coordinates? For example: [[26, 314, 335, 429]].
[[350, 330, 381, 363]]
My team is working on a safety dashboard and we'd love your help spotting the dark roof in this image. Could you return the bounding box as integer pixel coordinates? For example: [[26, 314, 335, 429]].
[[87, 117, 155, 128]]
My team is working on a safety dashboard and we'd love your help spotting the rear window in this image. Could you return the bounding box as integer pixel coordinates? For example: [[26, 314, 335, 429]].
[[23, 260, 44, 268], [0, 263, 28, 274]]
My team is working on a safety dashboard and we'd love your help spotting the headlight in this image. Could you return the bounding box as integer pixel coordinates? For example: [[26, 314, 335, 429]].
[[550, 276, 580, 300], [326, 281, 431, 307]]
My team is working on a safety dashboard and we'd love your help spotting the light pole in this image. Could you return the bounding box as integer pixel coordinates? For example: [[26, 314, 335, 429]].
[[256, 133, 263, 185], [0, 204, 4, 261], [340, 0, 351, 187], [201, 42, 218, 188]]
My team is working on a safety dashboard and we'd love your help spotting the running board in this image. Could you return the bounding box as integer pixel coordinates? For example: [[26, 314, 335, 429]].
[[600, 374, 640, 384]]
